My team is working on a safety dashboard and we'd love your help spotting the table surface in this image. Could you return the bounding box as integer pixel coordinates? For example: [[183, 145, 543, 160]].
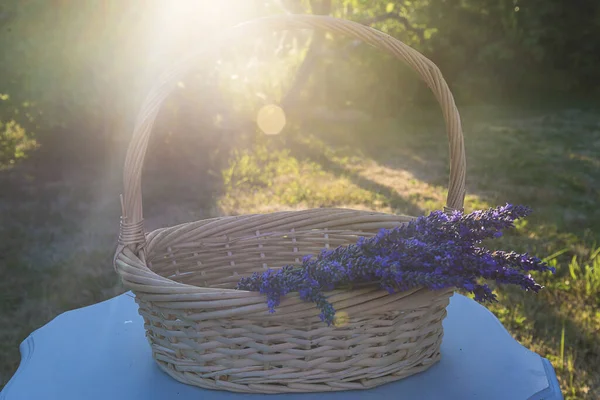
[[1, 292, 562, 400]]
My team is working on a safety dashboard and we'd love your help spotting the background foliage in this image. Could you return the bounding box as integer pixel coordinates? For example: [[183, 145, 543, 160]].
[[2, 0, 599, 167]]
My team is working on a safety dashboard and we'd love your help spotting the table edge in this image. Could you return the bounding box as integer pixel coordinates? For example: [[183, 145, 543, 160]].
[[0, 335, 35, 400], [527, 358, 564, 400]]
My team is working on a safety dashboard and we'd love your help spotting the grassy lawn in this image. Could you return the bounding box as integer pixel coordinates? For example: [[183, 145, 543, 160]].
[[1, 105, 599, 398]]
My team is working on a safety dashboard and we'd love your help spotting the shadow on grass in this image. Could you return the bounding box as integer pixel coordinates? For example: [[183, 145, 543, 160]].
[[285, 134, 425, 217], [291, 107, 600, 247]]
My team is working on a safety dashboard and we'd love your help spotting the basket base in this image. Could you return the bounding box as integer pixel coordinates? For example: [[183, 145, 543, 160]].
[[150, 335, 443, 394], [137, 287, 453, 394]]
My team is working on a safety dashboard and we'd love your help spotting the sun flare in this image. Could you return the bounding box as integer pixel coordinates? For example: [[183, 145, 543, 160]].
[[257, 104, 286, 135]]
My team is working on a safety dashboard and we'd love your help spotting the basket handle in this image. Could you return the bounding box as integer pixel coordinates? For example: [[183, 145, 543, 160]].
[[118, 14, 466, 247]]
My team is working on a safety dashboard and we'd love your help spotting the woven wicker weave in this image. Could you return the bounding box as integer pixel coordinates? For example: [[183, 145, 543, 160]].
[[114, 14, 466, 394]]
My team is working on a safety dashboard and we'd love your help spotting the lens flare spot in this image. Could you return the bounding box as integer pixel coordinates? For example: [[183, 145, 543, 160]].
[[257, 104, 286, 135], [333, 311, 350, 327]]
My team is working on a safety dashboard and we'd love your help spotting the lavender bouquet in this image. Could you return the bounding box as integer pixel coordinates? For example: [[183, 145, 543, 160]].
[[237, 204, 555, 325]]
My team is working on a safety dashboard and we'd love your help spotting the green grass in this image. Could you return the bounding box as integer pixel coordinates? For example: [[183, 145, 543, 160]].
[[1, 106, 599, 398]]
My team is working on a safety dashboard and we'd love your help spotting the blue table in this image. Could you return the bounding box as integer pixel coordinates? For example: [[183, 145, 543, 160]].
[[1, 292, 562, 400]]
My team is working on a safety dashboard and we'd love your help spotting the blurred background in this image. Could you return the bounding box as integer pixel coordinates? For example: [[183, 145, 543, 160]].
[[0, 1, 598, 398]]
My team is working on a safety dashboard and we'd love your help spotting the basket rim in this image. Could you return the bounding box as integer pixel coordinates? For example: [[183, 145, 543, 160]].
[[113, 207, 458, 322], [116, 208, 416, 295]]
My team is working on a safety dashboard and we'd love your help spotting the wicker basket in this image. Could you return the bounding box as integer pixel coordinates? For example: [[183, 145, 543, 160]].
[[114, 14, 466, 394]]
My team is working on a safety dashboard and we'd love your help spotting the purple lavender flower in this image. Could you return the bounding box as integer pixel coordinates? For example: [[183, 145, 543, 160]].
[[236, 204, 554, 325]]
